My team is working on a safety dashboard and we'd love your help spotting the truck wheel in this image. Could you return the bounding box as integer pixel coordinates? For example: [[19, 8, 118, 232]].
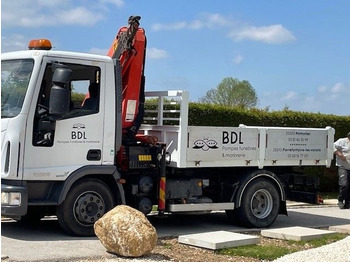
[[228, 178, 280, 228], [57, 178, 115, 236]]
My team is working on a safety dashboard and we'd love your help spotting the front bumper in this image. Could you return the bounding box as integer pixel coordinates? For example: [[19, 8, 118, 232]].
[[1, 182, 28, 219]]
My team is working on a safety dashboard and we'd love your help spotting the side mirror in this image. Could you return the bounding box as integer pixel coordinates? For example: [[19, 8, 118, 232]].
[[49, 67, 72, 118]]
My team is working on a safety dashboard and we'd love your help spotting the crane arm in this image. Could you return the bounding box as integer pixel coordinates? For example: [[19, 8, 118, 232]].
[[107, 16, 146, 144]]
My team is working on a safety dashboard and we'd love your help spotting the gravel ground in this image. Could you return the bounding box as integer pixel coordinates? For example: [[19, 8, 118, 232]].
[[273, 236, 350, 262], [75, 237, 259, 262], [73, 235, 350, 262]]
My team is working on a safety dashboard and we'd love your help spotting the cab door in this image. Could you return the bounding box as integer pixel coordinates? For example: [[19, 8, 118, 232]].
[[23, 57, 106, 181]]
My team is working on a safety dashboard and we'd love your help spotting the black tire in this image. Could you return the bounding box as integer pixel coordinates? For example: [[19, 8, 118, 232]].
[[57, 178, 115, 236], [227, 178, 280, 228]]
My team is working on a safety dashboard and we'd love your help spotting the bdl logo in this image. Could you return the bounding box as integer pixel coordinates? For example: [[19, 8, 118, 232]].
[[72, 123, 87, 140], [193, 131, 244, 151], [193, 138, 218, 151]]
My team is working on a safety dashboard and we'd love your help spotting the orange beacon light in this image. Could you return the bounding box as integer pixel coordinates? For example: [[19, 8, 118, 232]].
[[28, 39, 52, 50]]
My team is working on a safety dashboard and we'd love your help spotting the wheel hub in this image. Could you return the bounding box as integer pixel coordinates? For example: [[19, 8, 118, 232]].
[[74, 192, 105, 225], [250, 189, 273, 219]]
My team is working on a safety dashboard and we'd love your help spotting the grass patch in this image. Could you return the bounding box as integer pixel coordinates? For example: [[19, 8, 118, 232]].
[[288, 233, 346, 248], [320, 192, 338, 199], [217, 233, 347, 261], [162, 243, 173, 249], [217, 244, 299, 261]]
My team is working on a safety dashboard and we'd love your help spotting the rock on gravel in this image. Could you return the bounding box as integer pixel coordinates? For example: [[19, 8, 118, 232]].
[[274, 236, 350, 262], [94, 205, 158, 257]]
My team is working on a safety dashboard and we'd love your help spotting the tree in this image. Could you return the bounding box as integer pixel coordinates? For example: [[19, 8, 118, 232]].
[[200, 77, 258, 108]]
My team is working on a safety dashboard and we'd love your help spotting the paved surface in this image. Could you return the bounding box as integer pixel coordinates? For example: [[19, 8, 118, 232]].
[[178, 231, 260, 250], [261, 226, 336, 241], [2, 202, 350, 261], [329, 224, 350, 234]]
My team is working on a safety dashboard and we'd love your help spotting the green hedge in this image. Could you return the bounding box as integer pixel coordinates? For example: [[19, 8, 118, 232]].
[[188, 103, 350, 139], [188, 103, 350, 192]]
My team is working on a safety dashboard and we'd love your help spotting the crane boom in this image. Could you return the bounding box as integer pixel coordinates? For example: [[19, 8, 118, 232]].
[[107, 16, 146, 144]]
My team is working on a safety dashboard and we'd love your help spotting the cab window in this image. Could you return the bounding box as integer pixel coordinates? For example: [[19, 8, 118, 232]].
[[33, 62, 101, 146]]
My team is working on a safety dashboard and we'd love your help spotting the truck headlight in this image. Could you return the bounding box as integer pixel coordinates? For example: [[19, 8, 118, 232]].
[[1, 192, 21, 206]]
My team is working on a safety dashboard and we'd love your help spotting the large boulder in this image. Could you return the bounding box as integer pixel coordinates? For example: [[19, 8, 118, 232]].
[[94, 205, 157, 257]]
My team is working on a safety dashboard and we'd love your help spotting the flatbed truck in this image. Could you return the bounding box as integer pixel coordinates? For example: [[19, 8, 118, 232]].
[[1, 16, 335, 236]]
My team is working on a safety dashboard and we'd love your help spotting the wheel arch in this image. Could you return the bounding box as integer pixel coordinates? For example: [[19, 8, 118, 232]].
[[56, 165, 125, 206], [235, 169, 287, 214]]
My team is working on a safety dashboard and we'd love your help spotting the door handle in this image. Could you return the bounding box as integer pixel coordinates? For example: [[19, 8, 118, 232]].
[[87, 149, 101, 161]]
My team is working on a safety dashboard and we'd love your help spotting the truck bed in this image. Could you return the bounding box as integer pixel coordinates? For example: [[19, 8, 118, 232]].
[[140, 90, 334, 169]]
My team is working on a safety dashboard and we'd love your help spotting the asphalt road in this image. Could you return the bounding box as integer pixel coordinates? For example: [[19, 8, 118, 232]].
[[2, 204, 350, 262]]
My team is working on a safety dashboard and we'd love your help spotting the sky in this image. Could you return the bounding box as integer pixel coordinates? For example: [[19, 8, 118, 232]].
[[2, 0, 350, 116]]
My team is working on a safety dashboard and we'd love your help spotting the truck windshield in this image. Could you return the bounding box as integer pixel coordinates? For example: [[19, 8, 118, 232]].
[[1, 59, 34, 118]]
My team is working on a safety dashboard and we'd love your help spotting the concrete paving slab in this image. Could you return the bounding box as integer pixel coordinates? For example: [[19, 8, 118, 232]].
[[329, 224, 350, 234], [323, 199, 338, 205], [261, 226, 336, 241], [178, 230, 259, 250]]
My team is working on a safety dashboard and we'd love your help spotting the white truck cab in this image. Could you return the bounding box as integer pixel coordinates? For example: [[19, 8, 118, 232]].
[[2, 40, 123, 234]]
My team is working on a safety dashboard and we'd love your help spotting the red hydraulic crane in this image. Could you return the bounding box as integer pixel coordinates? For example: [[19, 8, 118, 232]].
[[107, 16, 147, 144]]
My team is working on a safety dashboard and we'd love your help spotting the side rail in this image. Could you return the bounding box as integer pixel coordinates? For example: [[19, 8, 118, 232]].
[[143, 90, 189, 126], [140, 90, 189, 167]]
